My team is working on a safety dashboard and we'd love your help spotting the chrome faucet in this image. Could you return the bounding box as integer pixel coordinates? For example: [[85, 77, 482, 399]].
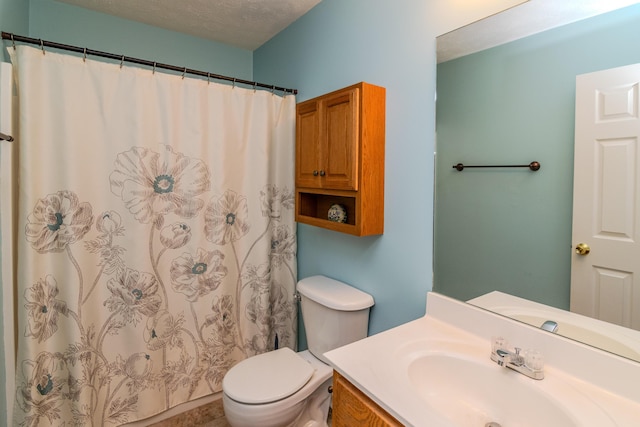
[[541, 320, 559, 333], [491, 338, 544, 380]]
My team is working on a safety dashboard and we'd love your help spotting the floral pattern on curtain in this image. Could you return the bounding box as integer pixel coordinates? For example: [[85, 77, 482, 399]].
[[9, 45, 297, 426]]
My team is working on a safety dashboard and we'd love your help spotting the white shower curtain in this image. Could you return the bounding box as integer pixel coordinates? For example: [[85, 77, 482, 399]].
[[8, 45, 297, 426]]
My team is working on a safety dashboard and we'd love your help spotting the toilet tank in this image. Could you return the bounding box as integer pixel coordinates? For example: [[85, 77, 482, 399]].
[[297, 275, 374, 364]]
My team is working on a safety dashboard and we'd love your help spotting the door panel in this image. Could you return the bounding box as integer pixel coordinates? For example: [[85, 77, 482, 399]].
[[593, 267, 634, 327], [296, 100, 321, 188], [324, 90, 358, 190], [597, 137, 635, 239]]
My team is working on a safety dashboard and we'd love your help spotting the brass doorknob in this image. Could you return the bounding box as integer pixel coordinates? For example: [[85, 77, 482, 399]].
[[575, 243, 590, 256]]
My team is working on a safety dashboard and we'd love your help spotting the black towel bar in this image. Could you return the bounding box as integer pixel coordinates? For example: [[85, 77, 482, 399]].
[[453, 161, 540, 172]]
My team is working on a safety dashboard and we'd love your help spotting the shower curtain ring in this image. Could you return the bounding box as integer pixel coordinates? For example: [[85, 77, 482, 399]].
[[11, 34, 16, 50], [207, 72, 211, 84], [83, 48, 87, 62], [40, 39, 45, 55], [182, 67, 187, 79], [232, 78, 236, 89], [271, 85, 275, 95], [152, 62, 156, 74], [120, 55, 125, 68], [253, 82, 257, 92]]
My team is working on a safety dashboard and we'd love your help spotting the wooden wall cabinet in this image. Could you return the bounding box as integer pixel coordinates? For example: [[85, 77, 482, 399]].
[[332, 371, 402, 427], [295, 82, 385, 236]]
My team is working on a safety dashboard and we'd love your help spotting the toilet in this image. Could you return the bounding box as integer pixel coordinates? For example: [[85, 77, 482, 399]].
[[222, 275, 375, 427]]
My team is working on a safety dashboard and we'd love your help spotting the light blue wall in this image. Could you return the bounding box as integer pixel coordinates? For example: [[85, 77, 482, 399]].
[[0, 0, 29, 61], [434, 4, 640, 308], [0, 0, 29, 34], [254, 0, 437, 348]]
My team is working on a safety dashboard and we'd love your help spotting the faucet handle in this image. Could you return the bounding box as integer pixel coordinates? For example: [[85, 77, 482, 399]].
[[524, 349, 544, 371], [491, 336, 508, 353]]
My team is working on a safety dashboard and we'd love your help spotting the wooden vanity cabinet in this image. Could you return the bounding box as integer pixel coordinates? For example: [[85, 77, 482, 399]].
[[295, 82, 385, 236], [332, 371, 403, 427]]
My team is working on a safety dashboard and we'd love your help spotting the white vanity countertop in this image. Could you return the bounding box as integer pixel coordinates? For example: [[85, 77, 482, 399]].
[[324, 292, 640, 427]]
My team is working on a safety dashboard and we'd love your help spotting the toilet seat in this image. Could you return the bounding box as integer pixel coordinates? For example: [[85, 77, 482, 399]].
[[223, 347, 315, 404]]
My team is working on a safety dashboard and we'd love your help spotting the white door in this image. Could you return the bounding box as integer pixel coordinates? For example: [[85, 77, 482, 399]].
[[571, 63, 640, 331]]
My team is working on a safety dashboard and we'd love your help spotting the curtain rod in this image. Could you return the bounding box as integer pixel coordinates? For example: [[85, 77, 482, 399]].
[[1, 31, 298, 95]]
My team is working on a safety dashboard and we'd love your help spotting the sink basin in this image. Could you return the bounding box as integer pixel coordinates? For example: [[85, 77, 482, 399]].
[[371, 337, 616, 426], [408, 353, 577, 426]]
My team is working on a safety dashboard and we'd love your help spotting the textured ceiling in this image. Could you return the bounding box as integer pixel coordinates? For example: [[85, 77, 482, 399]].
[[438, 0, 640, 63], [56, 0, 322, 50], [56, 0, 639, 56]]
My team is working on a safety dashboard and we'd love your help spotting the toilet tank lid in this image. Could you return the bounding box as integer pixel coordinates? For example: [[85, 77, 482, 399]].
[[297, 275, 374, 311]]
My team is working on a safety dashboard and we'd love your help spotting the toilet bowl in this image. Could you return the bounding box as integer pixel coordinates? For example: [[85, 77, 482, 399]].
[[222, 275, 374, 427], [223, 349, 333, 427]]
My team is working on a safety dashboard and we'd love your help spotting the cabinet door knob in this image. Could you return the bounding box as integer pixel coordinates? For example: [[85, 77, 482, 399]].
[[313, 170, 319, 176], [319, 170, 326, 176]]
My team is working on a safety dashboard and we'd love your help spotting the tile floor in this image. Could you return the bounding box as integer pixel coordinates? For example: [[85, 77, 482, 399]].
[[148, 399, 230, 427], [147, 398, 332, 427]]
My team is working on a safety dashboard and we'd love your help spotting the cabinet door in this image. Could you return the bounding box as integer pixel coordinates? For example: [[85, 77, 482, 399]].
[[332, 371, 402, 427], [296, 100, 322, 188], [323, 88, 358, 190]]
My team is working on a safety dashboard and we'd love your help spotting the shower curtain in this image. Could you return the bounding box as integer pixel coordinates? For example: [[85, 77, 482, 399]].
[[8, 45, 297, 426]]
